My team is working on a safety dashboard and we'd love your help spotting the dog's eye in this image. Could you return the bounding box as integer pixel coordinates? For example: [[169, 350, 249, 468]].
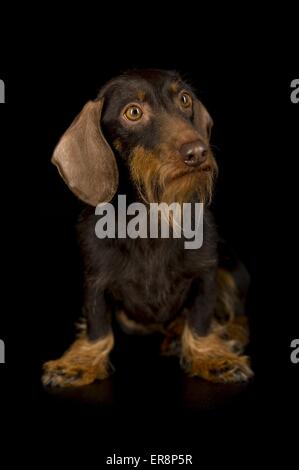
[[180, 92, 192, 108], [124, 105, 143, 121]]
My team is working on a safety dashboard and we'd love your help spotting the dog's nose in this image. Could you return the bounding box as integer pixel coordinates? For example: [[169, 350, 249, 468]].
[[180, 140, 208, 166]]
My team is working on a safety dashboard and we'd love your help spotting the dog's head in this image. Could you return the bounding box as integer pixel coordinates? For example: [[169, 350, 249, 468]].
[[52, 70, 217, 206]]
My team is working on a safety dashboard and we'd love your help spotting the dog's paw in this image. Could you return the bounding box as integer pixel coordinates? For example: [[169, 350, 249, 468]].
[[42, 335, 114, 388], [42, 359, 108, 388], [187, 354, 254, 384], [182, 326, 253, 384], [206, 356, 254, 383]]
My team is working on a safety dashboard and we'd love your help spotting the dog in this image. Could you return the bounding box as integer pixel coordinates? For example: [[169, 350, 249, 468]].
[[42, 69, 253, 387]]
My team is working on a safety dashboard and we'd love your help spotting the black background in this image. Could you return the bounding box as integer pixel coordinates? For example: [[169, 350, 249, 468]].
[[0, 12, 298, 467]]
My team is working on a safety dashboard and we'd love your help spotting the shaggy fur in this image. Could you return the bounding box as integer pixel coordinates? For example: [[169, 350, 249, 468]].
[[42, 70, 253, 387]]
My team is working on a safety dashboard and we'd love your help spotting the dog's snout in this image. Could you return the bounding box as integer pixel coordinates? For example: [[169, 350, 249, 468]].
[[180, 140, 208, 166]]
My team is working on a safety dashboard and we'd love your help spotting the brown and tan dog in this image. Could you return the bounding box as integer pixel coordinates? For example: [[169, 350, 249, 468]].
[[43, 69, 253, 387]]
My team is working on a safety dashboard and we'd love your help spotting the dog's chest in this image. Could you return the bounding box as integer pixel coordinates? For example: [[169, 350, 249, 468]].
[[112, 239, 203, 323]]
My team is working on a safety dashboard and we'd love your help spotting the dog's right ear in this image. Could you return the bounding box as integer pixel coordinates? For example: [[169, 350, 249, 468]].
[[52, 99, 118, 206]]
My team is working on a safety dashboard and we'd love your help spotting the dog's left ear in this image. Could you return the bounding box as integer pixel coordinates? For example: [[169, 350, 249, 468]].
[[51, 99, 118, 206], [193, 99, 213, 141]]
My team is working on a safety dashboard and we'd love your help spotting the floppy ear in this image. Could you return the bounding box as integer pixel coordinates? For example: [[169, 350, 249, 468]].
[[193, 98, 213, 141], [52, 99, 118, 206]]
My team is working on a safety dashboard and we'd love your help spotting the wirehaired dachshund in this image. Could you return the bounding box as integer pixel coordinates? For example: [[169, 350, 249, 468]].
[[42, 69, 253, 387]]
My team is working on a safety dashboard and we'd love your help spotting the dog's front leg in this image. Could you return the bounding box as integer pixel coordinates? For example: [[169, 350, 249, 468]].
[[181, 272, 253, 383], [42, 279, 114, 387]]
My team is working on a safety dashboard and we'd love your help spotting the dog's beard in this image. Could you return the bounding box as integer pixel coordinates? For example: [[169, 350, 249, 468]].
[[130, 145, 218, 205]]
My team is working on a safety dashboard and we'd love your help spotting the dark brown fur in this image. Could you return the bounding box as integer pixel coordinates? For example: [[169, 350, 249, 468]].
[[43, 70, 253, 387]]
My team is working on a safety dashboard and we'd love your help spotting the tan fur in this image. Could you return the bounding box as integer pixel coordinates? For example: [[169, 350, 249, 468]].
[[130, 145, 217, 205], [42, 333, 114, 387], [223, 315, 249, 348], [214, 268, 249, 352], [169, 82, 180, 93], [181, 324, 253, 383], [113, 138, 123, 152], [137, 90, 146, 101], [215, 269, 237, 323], [160, 315, 186, 356], [117, 310, 164, 335]]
